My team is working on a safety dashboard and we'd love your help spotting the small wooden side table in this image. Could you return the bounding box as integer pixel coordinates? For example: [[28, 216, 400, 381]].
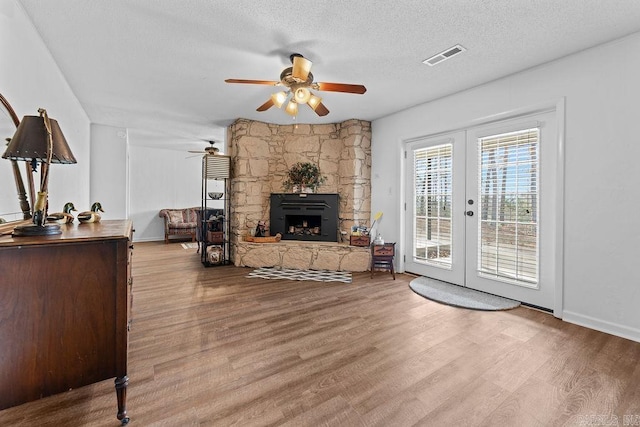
[[371, 242, 396, 279]]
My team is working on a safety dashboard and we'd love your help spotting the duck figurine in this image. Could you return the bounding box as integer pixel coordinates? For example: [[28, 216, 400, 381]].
[[46, 202, 77, 224], [77, 202, 104, 224]]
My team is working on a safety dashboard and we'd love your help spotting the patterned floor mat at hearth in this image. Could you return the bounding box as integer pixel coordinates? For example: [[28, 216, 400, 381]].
[[246, 267, 352, 283]]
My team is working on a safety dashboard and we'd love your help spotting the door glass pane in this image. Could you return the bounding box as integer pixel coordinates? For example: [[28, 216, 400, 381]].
[[413, 144, 452, 268], [478, 129, 538, 285]]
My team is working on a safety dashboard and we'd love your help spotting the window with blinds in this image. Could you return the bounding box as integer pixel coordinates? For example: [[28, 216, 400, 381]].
[[413, 143, 452, 268], [478, 129, 539, 285]]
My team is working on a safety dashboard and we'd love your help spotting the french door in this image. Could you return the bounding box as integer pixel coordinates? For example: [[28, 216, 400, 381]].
[[405, 111, 558, 310], [404, 131, 467, 285]]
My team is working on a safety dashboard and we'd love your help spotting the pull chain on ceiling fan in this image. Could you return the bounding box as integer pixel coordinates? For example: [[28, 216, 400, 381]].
[[225, 53, 366, 118]]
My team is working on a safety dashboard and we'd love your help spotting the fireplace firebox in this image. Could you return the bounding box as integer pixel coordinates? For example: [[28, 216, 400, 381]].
[[270, 193, 339, 242]]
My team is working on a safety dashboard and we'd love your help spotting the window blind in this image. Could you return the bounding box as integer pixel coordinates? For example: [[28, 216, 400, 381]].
[[478, 129, 539, 284], [414, 143, 452, 268]]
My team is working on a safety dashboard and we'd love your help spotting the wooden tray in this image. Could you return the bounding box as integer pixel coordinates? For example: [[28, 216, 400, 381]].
[[243, 233, 282, 243]]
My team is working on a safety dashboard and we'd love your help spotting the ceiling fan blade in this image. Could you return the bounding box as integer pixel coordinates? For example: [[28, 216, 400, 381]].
[[256, 98, 275, 112], [316, 82, 367, 94], [313, 102, 330, 116], [187, 150, 205, 153], [225, 79, 280, 86], [292, 55, 312, 81]]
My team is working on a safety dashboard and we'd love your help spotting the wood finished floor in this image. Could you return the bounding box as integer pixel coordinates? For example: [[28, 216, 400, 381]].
[[1, 241, 639, 426]]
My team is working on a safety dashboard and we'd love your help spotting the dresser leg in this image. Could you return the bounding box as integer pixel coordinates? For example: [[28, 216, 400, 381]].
[[115, 376, 129, 425]]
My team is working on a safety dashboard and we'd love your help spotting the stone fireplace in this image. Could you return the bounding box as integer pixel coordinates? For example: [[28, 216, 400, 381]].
[[228, 118, 372, 271]]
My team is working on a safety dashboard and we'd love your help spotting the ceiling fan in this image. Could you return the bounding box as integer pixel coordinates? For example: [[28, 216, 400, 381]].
[[225, 53, 366, 117], [188, 140, 220, 155]]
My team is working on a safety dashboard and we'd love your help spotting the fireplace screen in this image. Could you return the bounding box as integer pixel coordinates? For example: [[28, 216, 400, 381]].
[[270, 193, 339, 242]]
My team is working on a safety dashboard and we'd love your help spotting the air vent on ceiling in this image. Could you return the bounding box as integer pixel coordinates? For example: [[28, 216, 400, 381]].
[[423, 44, 466, 66]]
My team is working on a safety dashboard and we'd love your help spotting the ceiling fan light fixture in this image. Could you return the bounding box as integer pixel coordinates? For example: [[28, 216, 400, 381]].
[[307, 93, 322, 110], [285, 100, 298, 116], [294, 87, 311, 104], [226, 53, 366, 118], [271, 91, 287, 108]]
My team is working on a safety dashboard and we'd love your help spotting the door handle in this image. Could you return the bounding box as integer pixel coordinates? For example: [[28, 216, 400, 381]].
[[466, 211, 474, 217]]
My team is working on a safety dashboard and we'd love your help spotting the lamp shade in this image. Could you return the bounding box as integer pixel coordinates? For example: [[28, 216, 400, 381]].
[[2, 115, 76, 164], [307, 93, 322, 111], [294, 87, 311, 104], [285, 100, 298, 116], [204, 154, 231, 179], [271, 91, 287, 108]]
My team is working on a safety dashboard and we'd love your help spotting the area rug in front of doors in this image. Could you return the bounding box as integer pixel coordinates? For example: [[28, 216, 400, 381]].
[[409, 276, 520, 311], [247, 267, 352, 283]]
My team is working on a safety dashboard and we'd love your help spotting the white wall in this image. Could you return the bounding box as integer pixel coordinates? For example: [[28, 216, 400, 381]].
[[128, 144, 204, 241], [1, 0, 90, 212], [372, 32, 640, 342], [125, 129, 227, 242], [90, 123, 128, 219]]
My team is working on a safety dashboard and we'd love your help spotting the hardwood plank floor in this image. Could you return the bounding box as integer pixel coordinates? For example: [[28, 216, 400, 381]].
[[1, 241, 639, 426]]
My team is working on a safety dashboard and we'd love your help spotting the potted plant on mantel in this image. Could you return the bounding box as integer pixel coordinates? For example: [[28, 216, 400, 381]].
[[283, 162, 326, 193]]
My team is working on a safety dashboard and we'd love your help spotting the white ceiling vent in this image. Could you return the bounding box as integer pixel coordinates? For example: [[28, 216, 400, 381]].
[[423, 44, 466, 66]]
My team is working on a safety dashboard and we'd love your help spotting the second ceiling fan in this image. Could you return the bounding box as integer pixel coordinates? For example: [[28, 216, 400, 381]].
[[188, 140, 220, 155], [225, 54, 366, 117]]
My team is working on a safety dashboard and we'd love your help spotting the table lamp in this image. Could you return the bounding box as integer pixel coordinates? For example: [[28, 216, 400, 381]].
[[2, 108, 76, 236]]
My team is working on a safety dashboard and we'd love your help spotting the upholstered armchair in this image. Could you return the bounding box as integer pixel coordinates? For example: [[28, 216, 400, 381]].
[[158, 207, 199, 243]]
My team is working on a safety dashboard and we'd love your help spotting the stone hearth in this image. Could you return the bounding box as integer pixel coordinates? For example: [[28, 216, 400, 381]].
[[236, 241, 370, 272], [228, 118, 372, 271]]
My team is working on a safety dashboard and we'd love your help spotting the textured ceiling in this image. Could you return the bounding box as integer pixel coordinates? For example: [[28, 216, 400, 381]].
[[17, 0, 640, 150]]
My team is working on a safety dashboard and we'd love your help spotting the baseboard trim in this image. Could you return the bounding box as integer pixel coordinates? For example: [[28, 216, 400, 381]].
[[563, 310, 640, 343], [133, 237, 165, 243]]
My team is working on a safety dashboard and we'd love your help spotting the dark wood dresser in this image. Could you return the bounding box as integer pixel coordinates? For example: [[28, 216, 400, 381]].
[[0, 220, 133, 424]]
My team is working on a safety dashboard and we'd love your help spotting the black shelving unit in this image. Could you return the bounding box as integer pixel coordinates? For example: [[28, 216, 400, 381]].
[[201, 154, 231, 267]]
